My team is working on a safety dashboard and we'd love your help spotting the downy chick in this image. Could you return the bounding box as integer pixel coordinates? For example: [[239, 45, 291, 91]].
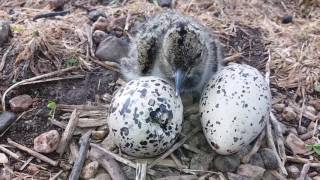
[[121, 10, 224, 96]]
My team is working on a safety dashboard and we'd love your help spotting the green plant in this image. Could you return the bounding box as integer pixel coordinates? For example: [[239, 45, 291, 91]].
[[47, 100, 57, 119], [66, 57, 79, 67], [315, 83, 320, 93], [306, 144, 320, 155]]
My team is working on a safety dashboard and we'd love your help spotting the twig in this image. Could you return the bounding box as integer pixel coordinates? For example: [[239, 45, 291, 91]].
[[56, 109, 79, 156], [68, 131, 91, 180], [135, 162, 147, 180], [124, 13, 131, 31], [171, 0, 176, 8], [298, 163, 310, 180], [49, 170, 63, 180], [149, 127, 201, 168], [287, 156, 310, 164], [182, 144, 207, 154], [7, 138, 58, 166], [0, 144, 21, 159], [19, 157, 34, 171], [90, 143, 156, 176], [170, 154, 186, 169], [270, 112, 287, 166], [1, 66, 78, 111], [33, 10, 70, 21], [0, 41, 15, 71], [20, 75, 85, 85], [90, 57, 120, 72], [85, 25, 95, 58], [241, 131, 265, 163], [69, 140, 79, 164]]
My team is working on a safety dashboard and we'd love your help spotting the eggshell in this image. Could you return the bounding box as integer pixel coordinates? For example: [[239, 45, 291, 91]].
[[200, 63, 271, 155], [108, 76, 183, 157]]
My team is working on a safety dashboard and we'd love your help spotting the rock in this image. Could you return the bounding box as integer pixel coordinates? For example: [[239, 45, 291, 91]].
[[190, 153, 214, 171], [0, 20, 10, 46], [237, 145, 252, 157], [92, 130, 108, 140], [307, 121, 316, 131], [262, 171, 279, 180], [90, 173, 111, 180], [81, 161, 99, 179], [285, 133, 308, 155], [306, 106, 316, 115], [286, 165, 300, 178], [33, 130, 60, 153], [227, 173, 253, 180], [48, 0, 66, 9], [282, 107, 296, 121], [95, 36, 129, 63], [9, 94, 33, 112], [237, 164, 265, 179], [249, 153, 264, 168], [259, 148, 278, 170], [158, 0, 171, 7], [27, 164, 39, 174], [281, 15, 293, 24], [273, 103, 285, 112], [313, 176, 320, 180], [93, 30, 108, 44], [213, 154, 240, 172], [88, 10, 106, 22], [0, 153, 8, 164], [0, 111, 16, 133], [297, 126, 307, 135], [309, 100, 320, 111]]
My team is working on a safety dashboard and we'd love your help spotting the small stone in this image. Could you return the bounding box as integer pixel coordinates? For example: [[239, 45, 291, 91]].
[[0, 111, 16, 133], [190, 153, 214, 171], [33, 130, 60, 153], [309, 100, 320, 111], [306, 106, 316, 115], [237, 164, 266, 179], [92, 130, 108, 140], [307, 121, 316, 131], [0, 153, 8, 164], [286, 165, 300, 178], [297, 126, 307, 135], [262, 171, 279, 180], [259, 148, 278, 170], [158, 0, 171, 7], [227, 173, 252, 180], [90, 173, 111, 180], [9, 95, 33, 112], [213, 154, 240, 172], [273, 103, 285, 112], [285, 133, 308, 155], [27, 164, 39, 174], [249, 153, 265, 168], [48, 0, 66, 9], [0, 20, 11, 46], [95, 36, 129, 63], [282, 15, 293, 24], [93, 30, 108, 44], [288, 127, 298, 135], [88, 10, 106, 22], [313, 176, 320, 180], [81, 161, 99, 179], [282, 107, 297, 121]]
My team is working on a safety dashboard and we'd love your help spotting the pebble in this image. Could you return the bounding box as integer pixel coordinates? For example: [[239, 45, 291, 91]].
[[90, 173, 111, 180], [285, 133, 308, 155], [259, 148, 279, 170], [213, 154, 240, 172], [158, 0, 172, 7], [95, 36, 129, 63], [9, 94, 33, 112], [306, 105, 316, 115], [227, 173, 252, 180], [282, 15, 293, 24], [282, 107, 297, 121], [313, 176, 320, 180], [190, 153, 214, 171], [286, 165, 300, 178], [81, 161, 99, 179], [88, 10, 106, 22], [33, 130, 60, 153], [297, 126, 307, 135], [92, 130, 108, 140], [93, 30, 108, 44], [0, 20, 10, 46], [237, 164, 266, 179], [27, 164, 39, 174], [0, 111, 16, 133], [262, 171, 278, 180], [0, 153, 8, 164], [309, 100, 320, 111], [48, 0, 66, 9], [273, 103, 285, 112], [249, 153, 265, 168]]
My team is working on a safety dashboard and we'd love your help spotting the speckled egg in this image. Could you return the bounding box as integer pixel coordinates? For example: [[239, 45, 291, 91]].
[[108, 76, 183, 157], [200, 63, 271, 155]]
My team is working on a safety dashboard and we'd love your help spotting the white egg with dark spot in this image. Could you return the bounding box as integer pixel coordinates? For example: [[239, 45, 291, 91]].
[[200, 63, 271, 155], [108, 76, 183, 157]]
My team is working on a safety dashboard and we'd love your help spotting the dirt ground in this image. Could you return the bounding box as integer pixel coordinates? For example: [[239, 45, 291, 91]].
[[0, 0, 320, 179]]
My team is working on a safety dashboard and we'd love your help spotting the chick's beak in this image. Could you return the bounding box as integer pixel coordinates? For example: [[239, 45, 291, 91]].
[[175, 69, 186, 97]]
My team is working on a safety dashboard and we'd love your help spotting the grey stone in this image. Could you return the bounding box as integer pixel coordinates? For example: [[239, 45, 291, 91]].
[[88, 10, 106, 22], [249, 153, 265, 168], [262, 171, 278, 180], [259, 148, 278, 170], [213, 154, 240, 172], [0, 20, 10, 46], [227, 173, 253, 180], [0, 111, 16, 133], [93, 30, 108, 44], [286, 165, 300, 179], [90, 173, 111, 180], [95, 36, 129, 63], [81, 161, 99, 179], [158, 0, 171, 7], [190, 153, 214, 171], [297, 126, 307, 135], [0, 153, 8, 164], [237, 164, 265, 179]]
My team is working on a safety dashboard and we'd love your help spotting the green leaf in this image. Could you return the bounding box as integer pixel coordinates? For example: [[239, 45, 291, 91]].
[[47, 101, 57, 110], [315, 84, 320, 93], [313, 145, 320, 156], [66, 57, 79, 67], [306, 144, 314, 151]]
